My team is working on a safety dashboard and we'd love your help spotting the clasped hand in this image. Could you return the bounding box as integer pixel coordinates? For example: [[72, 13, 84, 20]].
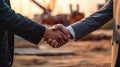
[[43, 24, 71, 48]]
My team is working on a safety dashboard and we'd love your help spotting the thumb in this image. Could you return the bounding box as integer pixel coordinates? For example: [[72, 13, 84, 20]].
[[54, 24, 63, 29], [48, 24, 62, 31], [55, 24, 71, 39]]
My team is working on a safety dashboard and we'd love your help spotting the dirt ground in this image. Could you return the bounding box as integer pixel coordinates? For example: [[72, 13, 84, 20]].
[[12, 30, 112, 67]]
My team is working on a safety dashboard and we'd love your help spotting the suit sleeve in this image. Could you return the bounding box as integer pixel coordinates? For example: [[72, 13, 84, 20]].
[[70, 0, 113, 40], [0, 0, 46, 44]]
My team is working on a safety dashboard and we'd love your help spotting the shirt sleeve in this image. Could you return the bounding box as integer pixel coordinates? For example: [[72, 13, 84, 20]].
[[66, 26, 76, 39]]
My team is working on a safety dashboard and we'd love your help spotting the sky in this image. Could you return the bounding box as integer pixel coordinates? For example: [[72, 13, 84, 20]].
[[10, 0, 106, 18]]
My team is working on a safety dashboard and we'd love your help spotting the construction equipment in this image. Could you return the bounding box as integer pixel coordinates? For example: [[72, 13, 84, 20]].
[[31, 0, 84, 25]]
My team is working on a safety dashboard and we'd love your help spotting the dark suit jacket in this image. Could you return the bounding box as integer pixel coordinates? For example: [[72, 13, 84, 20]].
[[71, 0, 113, 40], [70, 0, 120, 67], [0, 0, 45, 67]]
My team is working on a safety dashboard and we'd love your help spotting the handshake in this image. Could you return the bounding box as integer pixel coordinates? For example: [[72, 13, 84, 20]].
[[43, 24, 72, 48]]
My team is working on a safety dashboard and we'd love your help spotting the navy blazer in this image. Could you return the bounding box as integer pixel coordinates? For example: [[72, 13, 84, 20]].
[[0, 0, 45, 66], [71, 0, 113, 40]]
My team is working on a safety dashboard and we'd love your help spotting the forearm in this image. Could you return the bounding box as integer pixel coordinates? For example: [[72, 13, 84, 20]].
[[70, 0, 113, 40]]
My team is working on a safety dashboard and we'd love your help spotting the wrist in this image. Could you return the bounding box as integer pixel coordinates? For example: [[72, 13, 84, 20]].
[[66, 26, 75, 39], [43, 28, 49, 38], [68, 31, 73, 39]]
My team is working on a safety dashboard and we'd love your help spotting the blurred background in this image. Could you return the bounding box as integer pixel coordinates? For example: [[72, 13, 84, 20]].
[[11, 0, 112, 67]]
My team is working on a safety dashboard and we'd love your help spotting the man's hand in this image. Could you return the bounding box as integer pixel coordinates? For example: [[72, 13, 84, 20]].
[[43, 28, 69, 48], [46, 24, 72, 48], [50, 24, 72, 39]]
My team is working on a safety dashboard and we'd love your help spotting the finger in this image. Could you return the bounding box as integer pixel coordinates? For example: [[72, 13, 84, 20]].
[[49, 24, 63, 31], [60, 31, 69, 42], [60, 28, 70, 39], [55, 24, 70, 39], [51, 39, 59, 48], [56, 36, 65, 45], [56, 38, 65, 47], [54, 42, 60, 48], [45, 30, 62, 47], [56, 30, 68, 43], [57, 39, 63, 47], [46, 29, 66, 47], [47, 39, 53, 46], [47, 39, 60, 48], [50, 24, 69, 39], [62, 29, 70, 39], [54, 24, 63, 29], [48, 25, 58, 31], [52, 39, 64, 48]]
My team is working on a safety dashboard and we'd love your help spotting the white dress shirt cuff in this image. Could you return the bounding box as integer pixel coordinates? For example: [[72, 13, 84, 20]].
[[66, 26, 76, 39]]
